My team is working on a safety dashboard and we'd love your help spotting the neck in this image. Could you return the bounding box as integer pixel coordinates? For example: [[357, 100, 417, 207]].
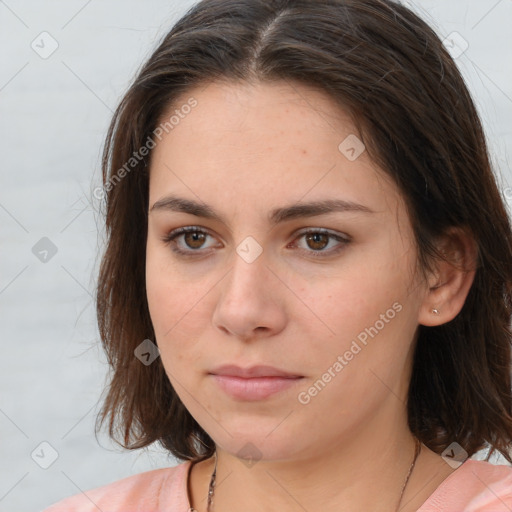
[[188, 420, 454, 512]]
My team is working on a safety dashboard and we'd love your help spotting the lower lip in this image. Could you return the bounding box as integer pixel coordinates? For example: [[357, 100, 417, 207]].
[[211, 375, 303, 401]]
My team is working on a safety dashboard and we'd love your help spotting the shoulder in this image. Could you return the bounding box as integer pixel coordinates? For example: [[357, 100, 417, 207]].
[[420, 459, 512, 511], [41, 460, 192, 512]]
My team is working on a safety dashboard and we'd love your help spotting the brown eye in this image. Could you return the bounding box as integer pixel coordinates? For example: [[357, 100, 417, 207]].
[[292, 229, 351, 258], [305, 232, 329, 251], [162, 226, 217, 256], [183, 231, 207, 249], [162, 226, 350, 259]]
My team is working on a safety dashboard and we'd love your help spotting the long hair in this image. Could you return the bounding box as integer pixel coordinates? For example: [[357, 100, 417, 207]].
[[94, 0, 512, 464]]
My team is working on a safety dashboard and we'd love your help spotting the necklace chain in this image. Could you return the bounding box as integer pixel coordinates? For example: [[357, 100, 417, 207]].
[[396, 438, 422, 510], [189, 438, 421, 512]]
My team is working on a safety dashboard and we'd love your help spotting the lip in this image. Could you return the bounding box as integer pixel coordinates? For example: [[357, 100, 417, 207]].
[[209, 365, 304, 401], [209, 364, 303, 378]]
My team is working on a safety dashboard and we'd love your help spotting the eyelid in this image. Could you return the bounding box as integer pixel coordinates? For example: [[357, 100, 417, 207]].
[[161, 225, 351, 257], [289, 228, 351, 258], [293, 227, 351, 242], [161, 226, 219, 254]]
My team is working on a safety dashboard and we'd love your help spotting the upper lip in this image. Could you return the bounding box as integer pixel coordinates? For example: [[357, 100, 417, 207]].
[[209, 364, 302, 378]]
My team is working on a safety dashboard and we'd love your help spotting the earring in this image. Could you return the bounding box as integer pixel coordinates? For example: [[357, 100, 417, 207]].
[[432, 308, 440, 315]]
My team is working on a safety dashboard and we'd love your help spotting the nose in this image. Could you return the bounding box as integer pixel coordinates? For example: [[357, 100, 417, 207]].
[[211, 248, 287, 342]]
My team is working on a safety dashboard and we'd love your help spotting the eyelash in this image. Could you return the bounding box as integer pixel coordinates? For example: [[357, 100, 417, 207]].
[[161, 226, 351, 259]]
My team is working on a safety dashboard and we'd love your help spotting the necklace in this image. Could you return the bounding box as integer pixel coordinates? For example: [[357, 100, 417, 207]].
[[188, 438, 422, 512]]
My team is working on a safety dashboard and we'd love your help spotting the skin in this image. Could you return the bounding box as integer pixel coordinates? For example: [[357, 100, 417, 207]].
[[145, 80, 477, 512]]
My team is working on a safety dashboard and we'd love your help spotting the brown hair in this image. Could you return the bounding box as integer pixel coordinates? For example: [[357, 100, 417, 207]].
[[94, 0, 512, 464]]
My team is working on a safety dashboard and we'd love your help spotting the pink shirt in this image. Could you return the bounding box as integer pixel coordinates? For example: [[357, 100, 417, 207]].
[[42, 459, 512, 511]]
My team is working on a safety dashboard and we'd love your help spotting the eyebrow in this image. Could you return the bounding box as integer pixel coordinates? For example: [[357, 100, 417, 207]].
[[150, 195, 376, 226]]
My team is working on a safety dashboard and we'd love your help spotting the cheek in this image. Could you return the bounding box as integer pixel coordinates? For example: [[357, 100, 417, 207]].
[[304, 258, 415, 384], [145, 253, 171, 333], [145, 248, 211, 375], [313, 261, 407, 335], [145, 238, 190, 331]]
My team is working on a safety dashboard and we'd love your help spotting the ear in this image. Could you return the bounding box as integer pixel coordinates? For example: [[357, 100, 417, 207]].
[[418, 226, 479, 327]]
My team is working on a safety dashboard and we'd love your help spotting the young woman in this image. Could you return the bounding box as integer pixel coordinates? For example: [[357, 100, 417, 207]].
[[43, 0, 512, 510]]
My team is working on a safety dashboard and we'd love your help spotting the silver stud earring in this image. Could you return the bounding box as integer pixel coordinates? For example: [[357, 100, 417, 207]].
[[432, 308, 440, 315]]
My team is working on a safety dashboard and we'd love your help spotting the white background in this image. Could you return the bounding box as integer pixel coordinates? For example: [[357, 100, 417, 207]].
[[0, 1, 511, 511]]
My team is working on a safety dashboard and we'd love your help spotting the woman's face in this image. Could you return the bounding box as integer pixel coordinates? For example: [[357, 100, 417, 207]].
[[146, 80, 429, 461]]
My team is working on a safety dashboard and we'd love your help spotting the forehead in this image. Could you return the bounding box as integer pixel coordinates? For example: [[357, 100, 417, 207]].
[[157, 79, 356, 151], [148, 80, 403, 221]]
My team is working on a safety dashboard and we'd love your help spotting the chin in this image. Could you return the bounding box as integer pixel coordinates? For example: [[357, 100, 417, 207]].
[[203, 421, 306, 463]]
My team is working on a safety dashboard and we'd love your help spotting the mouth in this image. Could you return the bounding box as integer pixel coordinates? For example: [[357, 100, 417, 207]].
[[209, 364, 304, 401]]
